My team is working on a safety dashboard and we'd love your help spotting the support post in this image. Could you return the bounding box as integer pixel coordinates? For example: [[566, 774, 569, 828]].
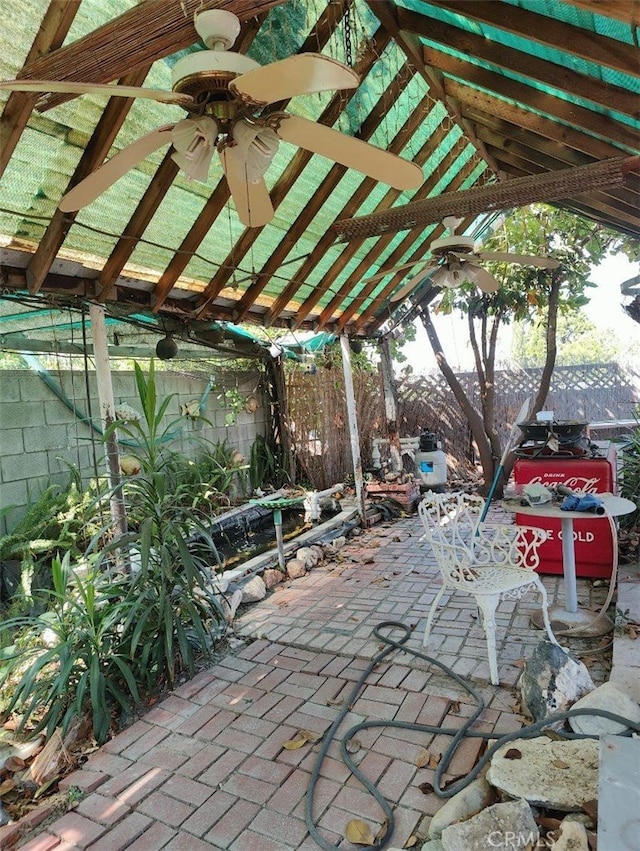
[[89, 303, 129, 554], [340, 335, 367, 525], [269, 354, 295, 485], [380, 336, 402, 473]]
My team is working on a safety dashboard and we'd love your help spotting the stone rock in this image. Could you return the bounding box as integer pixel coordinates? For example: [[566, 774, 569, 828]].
[[441, 798, 537, 851], [286, 558, 307, 579], [486, 736, 599, 811], [519, 641, 595, 727], [325, 536, 346, 554], [310, 545, 325, 563], [240, 575, 267, 603], [221, 588, 242, 622], [568, 680, 640, 736], [553, 818, 589, 851], [296, 547, 319, 567], [262, 568, 285, 590], [0, 737, 44, 772], [428, 777, 495, 839], [421, 842, 445, 851]]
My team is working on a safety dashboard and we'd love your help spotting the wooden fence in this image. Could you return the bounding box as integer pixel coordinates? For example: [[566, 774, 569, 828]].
[[287, 362, 639, 489]]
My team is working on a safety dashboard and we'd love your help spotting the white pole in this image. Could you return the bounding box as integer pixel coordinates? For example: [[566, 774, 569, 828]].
[[340, 335, 367, 525], [89, 303, 129, 548], [380, 336, 402, 473]]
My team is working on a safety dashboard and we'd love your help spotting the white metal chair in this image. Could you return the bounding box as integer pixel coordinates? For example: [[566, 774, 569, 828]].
[[418, 491, 561, 685]]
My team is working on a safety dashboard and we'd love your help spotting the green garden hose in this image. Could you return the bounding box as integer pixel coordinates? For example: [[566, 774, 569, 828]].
[[305, 620, 640, 851]]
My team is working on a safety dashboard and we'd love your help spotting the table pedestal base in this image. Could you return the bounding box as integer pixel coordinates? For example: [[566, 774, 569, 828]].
[[530, 605, 613, 637]]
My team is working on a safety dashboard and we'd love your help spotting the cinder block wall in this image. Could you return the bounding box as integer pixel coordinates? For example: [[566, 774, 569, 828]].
[[0, 367, 269, 534]]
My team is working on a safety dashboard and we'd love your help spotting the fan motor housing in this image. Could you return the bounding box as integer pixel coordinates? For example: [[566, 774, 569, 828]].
[[429, 234, 475, 256], [171, 51, 260, 102]]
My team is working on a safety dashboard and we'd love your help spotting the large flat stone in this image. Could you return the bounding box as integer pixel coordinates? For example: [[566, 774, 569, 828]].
[[486, 737, 599, 811]]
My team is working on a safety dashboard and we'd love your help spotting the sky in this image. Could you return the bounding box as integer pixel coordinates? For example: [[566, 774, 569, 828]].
[[401, 251, 640, 374]]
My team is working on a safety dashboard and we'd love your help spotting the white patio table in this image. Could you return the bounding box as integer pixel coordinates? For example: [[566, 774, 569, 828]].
[[502, 493, 636, 633]]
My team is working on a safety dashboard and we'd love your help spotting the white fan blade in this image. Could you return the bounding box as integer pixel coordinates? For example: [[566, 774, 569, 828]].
[[477, 250, 560, 269], [0, 79, 194, 107], [390, 268, 434, 302], [230, 54, 358, 106], [219, 146, 274, 228], [59, 126, 174, 212], [277, 114, 423, 191], [364, 258, 434, 286], [473, 267, 500, 293]]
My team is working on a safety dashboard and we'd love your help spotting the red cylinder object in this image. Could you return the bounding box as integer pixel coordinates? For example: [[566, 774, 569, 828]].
[[513, 444, 617, 578]]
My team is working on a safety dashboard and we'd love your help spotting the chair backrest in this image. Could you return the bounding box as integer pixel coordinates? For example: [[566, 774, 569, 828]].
[[418, 491, 485, 582], [418, 490, 485, 548], [419, 490, 546, 573]]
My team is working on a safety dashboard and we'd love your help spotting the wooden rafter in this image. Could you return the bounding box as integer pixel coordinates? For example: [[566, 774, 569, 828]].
[[25, 66, 152, 295], [560, 0, 640, 22], [427, 0, 640, 75], [399, 8, 640, 120], [0, 0, 80, 179]]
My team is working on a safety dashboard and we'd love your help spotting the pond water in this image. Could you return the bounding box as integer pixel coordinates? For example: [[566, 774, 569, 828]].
[[208, 503, 340, 569]]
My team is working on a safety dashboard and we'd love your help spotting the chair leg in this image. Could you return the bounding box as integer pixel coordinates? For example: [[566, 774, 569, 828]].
[[423, 586, 446, 647], [535, 578, 561, 647], [477, 595, 500, 686]]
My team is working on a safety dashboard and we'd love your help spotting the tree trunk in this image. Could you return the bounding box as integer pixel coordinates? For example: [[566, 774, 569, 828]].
[[418, 304, 495, 489]]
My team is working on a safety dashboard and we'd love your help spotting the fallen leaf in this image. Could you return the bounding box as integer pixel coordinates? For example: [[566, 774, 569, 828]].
[[298, 729, 321, 743], [327, 698, 344, 707], [544, 730, 565, 742], [404, 835, 420, 848], [0, 779, 16, 796], [535, 816, 562, 832], [428, 753, 442, 769], [581, 799, 598, 822], [4, 756, 26, 773], [345, 738, 361, 754], [419, 780, 435, 794], [504, 748, 522, 760], [282, 737, 308, 750], [345, 818, 376, 846], [374, 818, 389, 843], [448, 700, 461, 715], [551, 759, 570, 769], [513, 659, 527, 668], [415, 748, 432, 768], [629, 626, 637, 640]]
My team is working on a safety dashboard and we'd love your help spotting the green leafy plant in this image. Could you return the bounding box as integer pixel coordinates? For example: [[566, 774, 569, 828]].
[[249, 434, 287, 491], [0, 552, 141, 744], [0, 475, 106, 610], [103, 361, 226, 685], [618, 407, 640, 529]]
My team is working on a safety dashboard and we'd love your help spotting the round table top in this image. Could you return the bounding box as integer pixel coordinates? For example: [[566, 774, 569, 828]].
[[502, 493, 636, 519]]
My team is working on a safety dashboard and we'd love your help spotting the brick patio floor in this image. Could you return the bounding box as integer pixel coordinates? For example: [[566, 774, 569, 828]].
[[2, 512, 617, 850]]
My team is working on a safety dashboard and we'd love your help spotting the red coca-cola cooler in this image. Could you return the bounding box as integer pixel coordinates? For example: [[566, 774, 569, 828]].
[[513, 443, 617, 578]]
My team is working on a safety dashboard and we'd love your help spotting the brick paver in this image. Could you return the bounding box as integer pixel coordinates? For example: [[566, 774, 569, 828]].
[[7, 513, 616, 850]]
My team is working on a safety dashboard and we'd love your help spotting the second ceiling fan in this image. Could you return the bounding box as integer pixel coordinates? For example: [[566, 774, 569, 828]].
[[364, 217, 561, 303], [1, 10, 423, 227]]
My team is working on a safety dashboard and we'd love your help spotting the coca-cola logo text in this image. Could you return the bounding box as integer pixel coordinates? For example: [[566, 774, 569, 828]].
[[526, 474, 601, 493]]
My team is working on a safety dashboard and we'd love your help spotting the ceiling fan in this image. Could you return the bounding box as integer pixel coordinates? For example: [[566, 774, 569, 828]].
[[0, 10, 423, 227], [363, 217, 561, 302]]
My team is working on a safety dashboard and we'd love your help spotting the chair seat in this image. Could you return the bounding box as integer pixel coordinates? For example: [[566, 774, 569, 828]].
[[445, 565, 541, 594]]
